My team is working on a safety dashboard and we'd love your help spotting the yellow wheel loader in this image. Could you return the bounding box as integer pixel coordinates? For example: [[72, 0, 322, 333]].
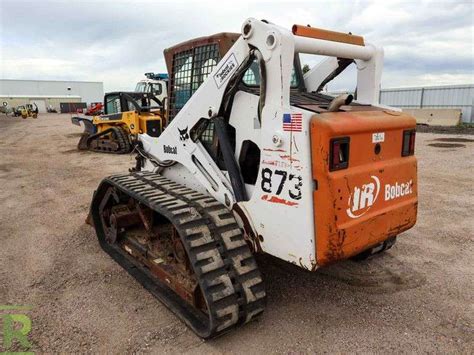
[[72, 92, 164, 154], [85, 19, 418, 338]]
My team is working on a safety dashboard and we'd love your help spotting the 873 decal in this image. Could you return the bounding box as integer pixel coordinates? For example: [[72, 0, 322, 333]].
[[260, 168, 302, 200]]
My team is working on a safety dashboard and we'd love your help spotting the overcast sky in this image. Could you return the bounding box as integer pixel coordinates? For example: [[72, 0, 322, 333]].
[[1, 0, 473, 92]]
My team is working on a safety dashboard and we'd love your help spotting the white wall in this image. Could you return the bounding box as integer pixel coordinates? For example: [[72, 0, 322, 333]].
[[0, 79, 104, 105]]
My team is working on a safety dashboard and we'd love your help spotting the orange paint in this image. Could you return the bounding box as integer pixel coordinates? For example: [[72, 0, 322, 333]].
[[292, 24, 365, 46], [310, 110, 418, 266]]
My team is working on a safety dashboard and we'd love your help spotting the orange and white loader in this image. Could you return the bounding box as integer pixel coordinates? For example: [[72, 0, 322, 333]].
[[86, 18, 418, 338]]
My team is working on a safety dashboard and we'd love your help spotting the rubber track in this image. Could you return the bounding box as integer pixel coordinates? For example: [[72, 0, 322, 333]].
[[113, 127, 131, 153], [90, 171, 266, 338], [88, 126, 131, 154]]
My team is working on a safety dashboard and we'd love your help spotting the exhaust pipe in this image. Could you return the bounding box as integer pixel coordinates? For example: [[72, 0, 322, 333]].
[[328, 94, 353, 112]]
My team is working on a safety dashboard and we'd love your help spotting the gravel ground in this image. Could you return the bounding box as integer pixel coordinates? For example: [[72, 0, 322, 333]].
[[416, 124, 474, 135], [0, 113, 473, 353]]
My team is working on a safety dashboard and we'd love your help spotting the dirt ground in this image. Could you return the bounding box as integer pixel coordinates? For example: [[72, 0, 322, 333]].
[[0, 113, 473, 353], [416, 124, 474, 135]]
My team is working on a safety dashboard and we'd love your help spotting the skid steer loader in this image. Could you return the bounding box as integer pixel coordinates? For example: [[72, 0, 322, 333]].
[[13, 103, 38, 118], [72, 92, 164, 153], [87, 19, 418, 338]]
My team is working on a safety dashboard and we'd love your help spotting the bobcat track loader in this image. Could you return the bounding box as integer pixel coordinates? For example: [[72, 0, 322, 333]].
[[87, 19, 418, 338]]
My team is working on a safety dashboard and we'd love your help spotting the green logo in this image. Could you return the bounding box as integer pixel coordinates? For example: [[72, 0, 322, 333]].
[[0, 305, 33, 354]]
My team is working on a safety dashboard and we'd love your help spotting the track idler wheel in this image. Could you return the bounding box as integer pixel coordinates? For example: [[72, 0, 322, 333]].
[[98, 187, 120, 243]]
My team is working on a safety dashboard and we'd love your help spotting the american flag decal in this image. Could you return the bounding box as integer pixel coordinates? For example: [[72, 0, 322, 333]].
[[282, 113, 302, 132]]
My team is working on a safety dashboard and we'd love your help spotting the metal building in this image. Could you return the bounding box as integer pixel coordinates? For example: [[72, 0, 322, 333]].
[[0, 79, 104, 113], [379, 84, 474, 123], [327, 84, 474, 123]]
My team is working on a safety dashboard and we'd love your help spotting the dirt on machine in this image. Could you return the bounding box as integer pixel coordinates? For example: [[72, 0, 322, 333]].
[[72, 92, 164, 154], [85, 19, 418, 338]]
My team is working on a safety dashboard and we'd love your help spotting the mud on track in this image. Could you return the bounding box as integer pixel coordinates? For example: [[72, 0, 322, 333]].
[[0, 114, 473, 353]]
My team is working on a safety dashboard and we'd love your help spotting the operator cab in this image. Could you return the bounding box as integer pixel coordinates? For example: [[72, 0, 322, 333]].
[[135, 73, 169, 104], [104, 92, 164, 116], [163, 32, 366, 174]]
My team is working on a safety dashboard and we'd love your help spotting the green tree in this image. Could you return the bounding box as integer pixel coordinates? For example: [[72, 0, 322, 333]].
[[302, 64, 310, 74]]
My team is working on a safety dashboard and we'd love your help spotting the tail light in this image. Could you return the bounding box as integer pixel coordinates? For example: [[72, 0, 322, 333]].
[[402, 130, 416, 156], [329, 137, 350, 171]]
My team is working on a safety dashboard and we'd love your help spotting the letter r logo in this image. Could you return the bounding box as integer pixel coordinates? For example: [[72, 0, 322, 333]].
[[2, 314, 32, 350], [346, 175, 381, 219]]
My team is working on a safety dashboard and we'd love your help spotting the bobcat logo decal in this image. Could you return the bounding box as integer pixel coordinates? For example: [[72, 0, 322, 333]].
[[178, 126, 189, 141]]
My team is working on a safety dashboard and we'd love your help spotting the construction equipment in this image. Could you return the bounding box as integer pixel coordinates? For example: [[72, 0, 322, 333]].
[[47, 105, 58, 113], [135, 73, 168, 104], [12, 106, 22, 117], [84, 102, 104, 116], [12, 103, 38, 118], [72, 92, 164, 154], [87, 19, 418, 338], [1, 102, 11, 116], [26, 103, 39, 118]]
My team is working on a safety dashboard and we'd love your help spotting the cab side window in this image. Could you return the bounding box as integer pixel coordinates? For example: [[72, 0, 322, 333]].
[[105, 95, 121, 114], [135, 82, 146, 92], [242, 60, 299, 87], [151, 83, 163, 96]]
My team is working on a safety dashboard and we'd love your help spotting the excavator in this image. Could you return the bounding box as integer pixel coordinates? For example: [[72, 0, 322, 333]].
[[72, 92, 164, 153], [86, 19, 418, 338]]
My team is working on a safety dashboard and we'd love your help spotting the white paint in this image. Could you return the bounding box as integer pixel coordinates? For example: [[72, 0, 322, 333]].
[[213, 54, 239, 88], [385, 180, 413, 201], [299, 39, 383, 105], [294, 36, 374, 61], [347, 176, 415, 219], [303, 57, 340, 93]]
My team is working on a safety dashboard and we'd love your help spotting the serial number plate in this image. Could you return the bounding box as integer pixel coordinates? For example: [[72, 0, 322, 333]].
[[372, 132, 385, 143]]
